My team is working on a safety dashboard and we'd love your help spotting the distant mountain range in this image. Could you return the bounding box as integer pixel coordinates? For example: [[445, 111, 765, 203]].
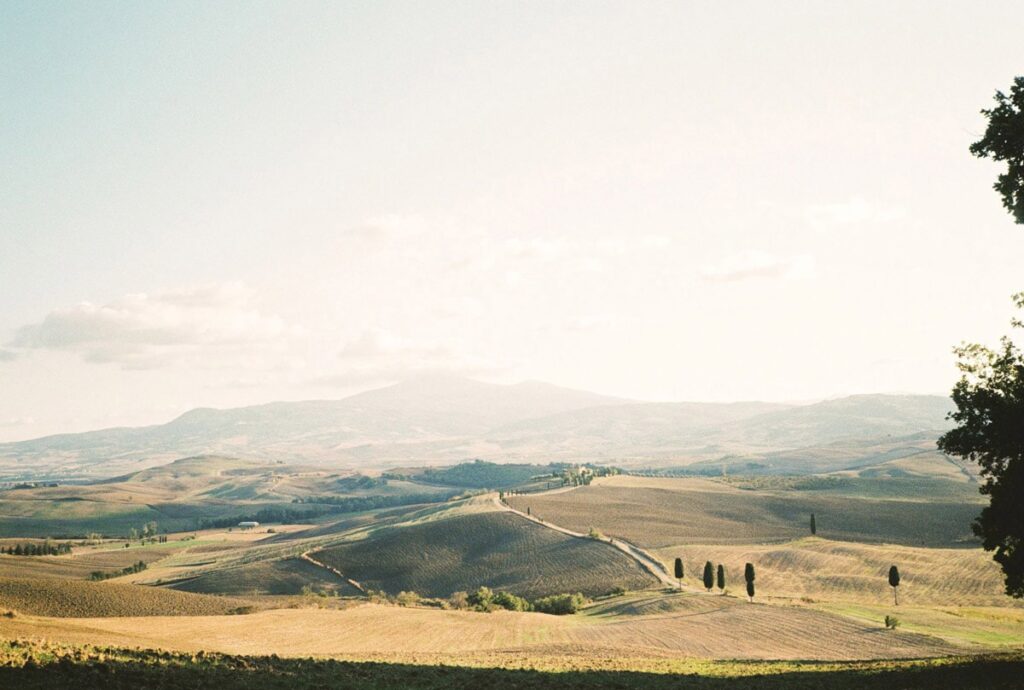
[[0, 375, 955, 480]]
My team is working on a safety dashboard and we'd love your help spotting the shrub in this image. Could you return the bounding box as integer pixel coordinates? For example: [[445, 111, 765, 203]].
[[395, 591, 421, 607], [491, 591, 531, 612], [467, 586, 496, 612], [533, 592, 588, 615], [608, 586, 628, 597], [885, 615, 900, 629], [448, 591, 470, 610], [588, 527, 605, 540]]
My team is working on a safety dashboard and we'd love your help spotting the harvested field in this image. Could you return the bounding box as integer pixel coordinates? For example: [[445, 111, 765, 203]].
[[312, 511, 657, 598], [507, 476, 980, 548], [0, 578, 253, 617], [0, 594, 963, 661]]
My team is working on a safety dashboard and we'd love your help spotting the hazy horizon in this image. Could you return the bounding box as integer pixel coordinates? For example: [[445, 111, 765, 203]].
[[3, 1, 1023, 441]]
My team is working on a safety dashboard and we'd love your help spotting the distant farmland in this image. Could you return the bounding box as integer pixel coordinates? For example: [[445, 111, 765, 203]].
[[507, 476, 981, 548], [312, 511, 657, 598]]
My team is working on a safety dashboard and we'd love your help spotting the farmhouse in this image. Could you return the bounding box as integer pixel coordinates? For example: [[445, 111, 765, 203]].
[[237, 521, 260, 529]]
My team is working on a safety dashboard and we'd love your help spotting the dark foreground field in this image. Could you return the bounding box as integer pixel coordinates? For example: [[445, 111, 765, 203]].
[[2, 641, 1023, 689]]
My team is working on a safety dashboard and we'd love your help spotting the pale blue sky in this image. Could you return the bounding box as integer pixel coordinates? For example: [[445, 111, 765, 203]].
[[2, 1, 1023, 440]]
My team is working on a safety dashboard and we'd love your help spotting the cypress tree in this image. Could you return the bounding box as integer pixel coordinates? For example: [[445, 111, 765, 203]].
[[746, 579, 755, 602], [744, 562, 755, 584], [716, 564, 725, 592], [810, 513, 816, 535], [674, 557, 683, 587], [702, 561, 714, 592], [888, 565, 901, 605]]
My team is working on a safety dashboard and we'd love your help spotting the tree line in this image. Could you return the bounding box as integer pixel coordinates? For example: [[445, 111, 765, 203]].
[[1, 541, 72, 556], [673, 556, 901, 605]]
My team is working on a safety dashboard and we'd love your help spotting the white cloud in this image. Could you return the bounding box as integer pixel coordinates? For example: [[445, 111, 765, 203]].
[[8, 283, 299, 369], [701, 251, 816, 282]]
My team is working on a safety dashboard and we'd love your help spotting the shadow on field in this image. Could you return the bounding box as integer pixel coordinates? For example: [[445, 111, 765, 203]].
[[2, 646, 1024, 690]]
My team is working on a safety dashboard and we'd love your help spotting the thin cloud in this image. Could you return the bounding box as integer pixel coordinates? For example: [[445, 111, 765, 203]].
[[7, 283, 299, 369]]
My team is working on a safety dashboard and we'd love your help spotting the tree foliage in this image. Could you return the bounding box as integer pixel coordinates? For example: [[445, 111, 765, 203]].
[[888, 565, 901, 606], [702, 561, 714, 591], [970, 76, 1024, 224], [938, 294, 1024, 597], [810, 513, 816, 536], [716, 564, 725, 592], [744, 562, 756, 584], [673, 557, 683, 583]]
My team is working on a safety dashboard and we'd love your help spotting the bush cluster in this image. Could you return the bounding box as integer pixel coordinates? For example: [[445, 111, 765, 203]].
[[89, 560, 147, 581], [447, 587, 588, 615]]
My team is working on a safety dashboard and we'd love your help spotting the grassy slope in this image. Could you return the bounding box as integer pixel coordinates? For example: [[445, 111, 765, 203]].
[[0, 578, 253, 617], [312, 511, 657, 598], [172, 557, 361, 596], [507, 476, 981, 548], [652, 538, 1013, 607]]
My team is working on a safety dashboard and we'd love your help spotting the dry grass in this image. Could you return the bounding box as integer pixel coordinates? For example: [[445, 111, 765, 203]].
[[0, 578, 254, 617], [653, 537, 1017, 608], [0, 594, 963, 661], [507, 476, 980, 548]]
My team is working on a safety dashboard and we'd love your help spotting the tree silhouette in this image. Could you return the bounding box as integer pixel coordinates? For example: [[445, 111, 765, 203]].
[[810, 513, 816, 536], [939, 293, 1024, 597], [702, 561, 714, 592], [674, 557, 683, 587], [746, 579, 755, 602], [744, 562, 756, 602], [970, 76, 1024, 224], [888, 565, 901, 605], [716, 564, 725, 593]]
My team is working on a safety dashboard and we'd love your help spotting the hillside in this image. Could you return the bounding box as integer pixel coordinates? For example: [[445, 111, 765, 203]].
[[311, 510, 657, 598], [0, 378, 954, 480]]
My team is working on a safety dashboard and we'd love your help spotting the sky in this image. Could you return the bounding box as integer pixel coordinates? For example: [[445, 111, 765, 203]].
[[1, 1, 1023, 442]]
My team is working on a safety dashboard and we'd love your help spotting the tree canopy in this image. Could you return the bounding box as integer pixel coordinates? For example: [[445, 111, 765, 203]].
[[938, 294, 1024, 598], [970, 76, 1024, 224]]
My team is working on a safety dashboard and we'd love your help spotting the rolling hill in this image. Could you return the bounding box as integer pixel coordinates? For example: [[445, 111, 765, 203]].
[[0, 376, 954, 479]]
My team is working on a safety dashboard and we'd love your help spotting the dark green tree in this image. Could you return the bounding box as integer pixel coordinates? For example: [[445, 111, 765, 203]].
[[970, 76, 1024, 224], [938, 293, 1024, 597], [746, 579, 755, 602], [702, 561, 714, 592], [716, 564, 725, 592], [810, 513, 816, 536], [888, 565, 901, 605], [674, 557, 684, 587], [744, 562, 755, 584]]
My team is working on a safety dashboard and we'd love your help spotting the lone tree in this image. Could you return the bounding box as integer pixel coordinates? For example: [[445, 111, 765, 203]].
[[970, 76, 1024, 224], [744, 562, 756, 602], [810, 513, 816, 536], [702, 561, 714, 592], [888, 565, 901, 606], [938, 293, 1024, 597], [674, 557, 684, 587], [716, 564, 725, 593]]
